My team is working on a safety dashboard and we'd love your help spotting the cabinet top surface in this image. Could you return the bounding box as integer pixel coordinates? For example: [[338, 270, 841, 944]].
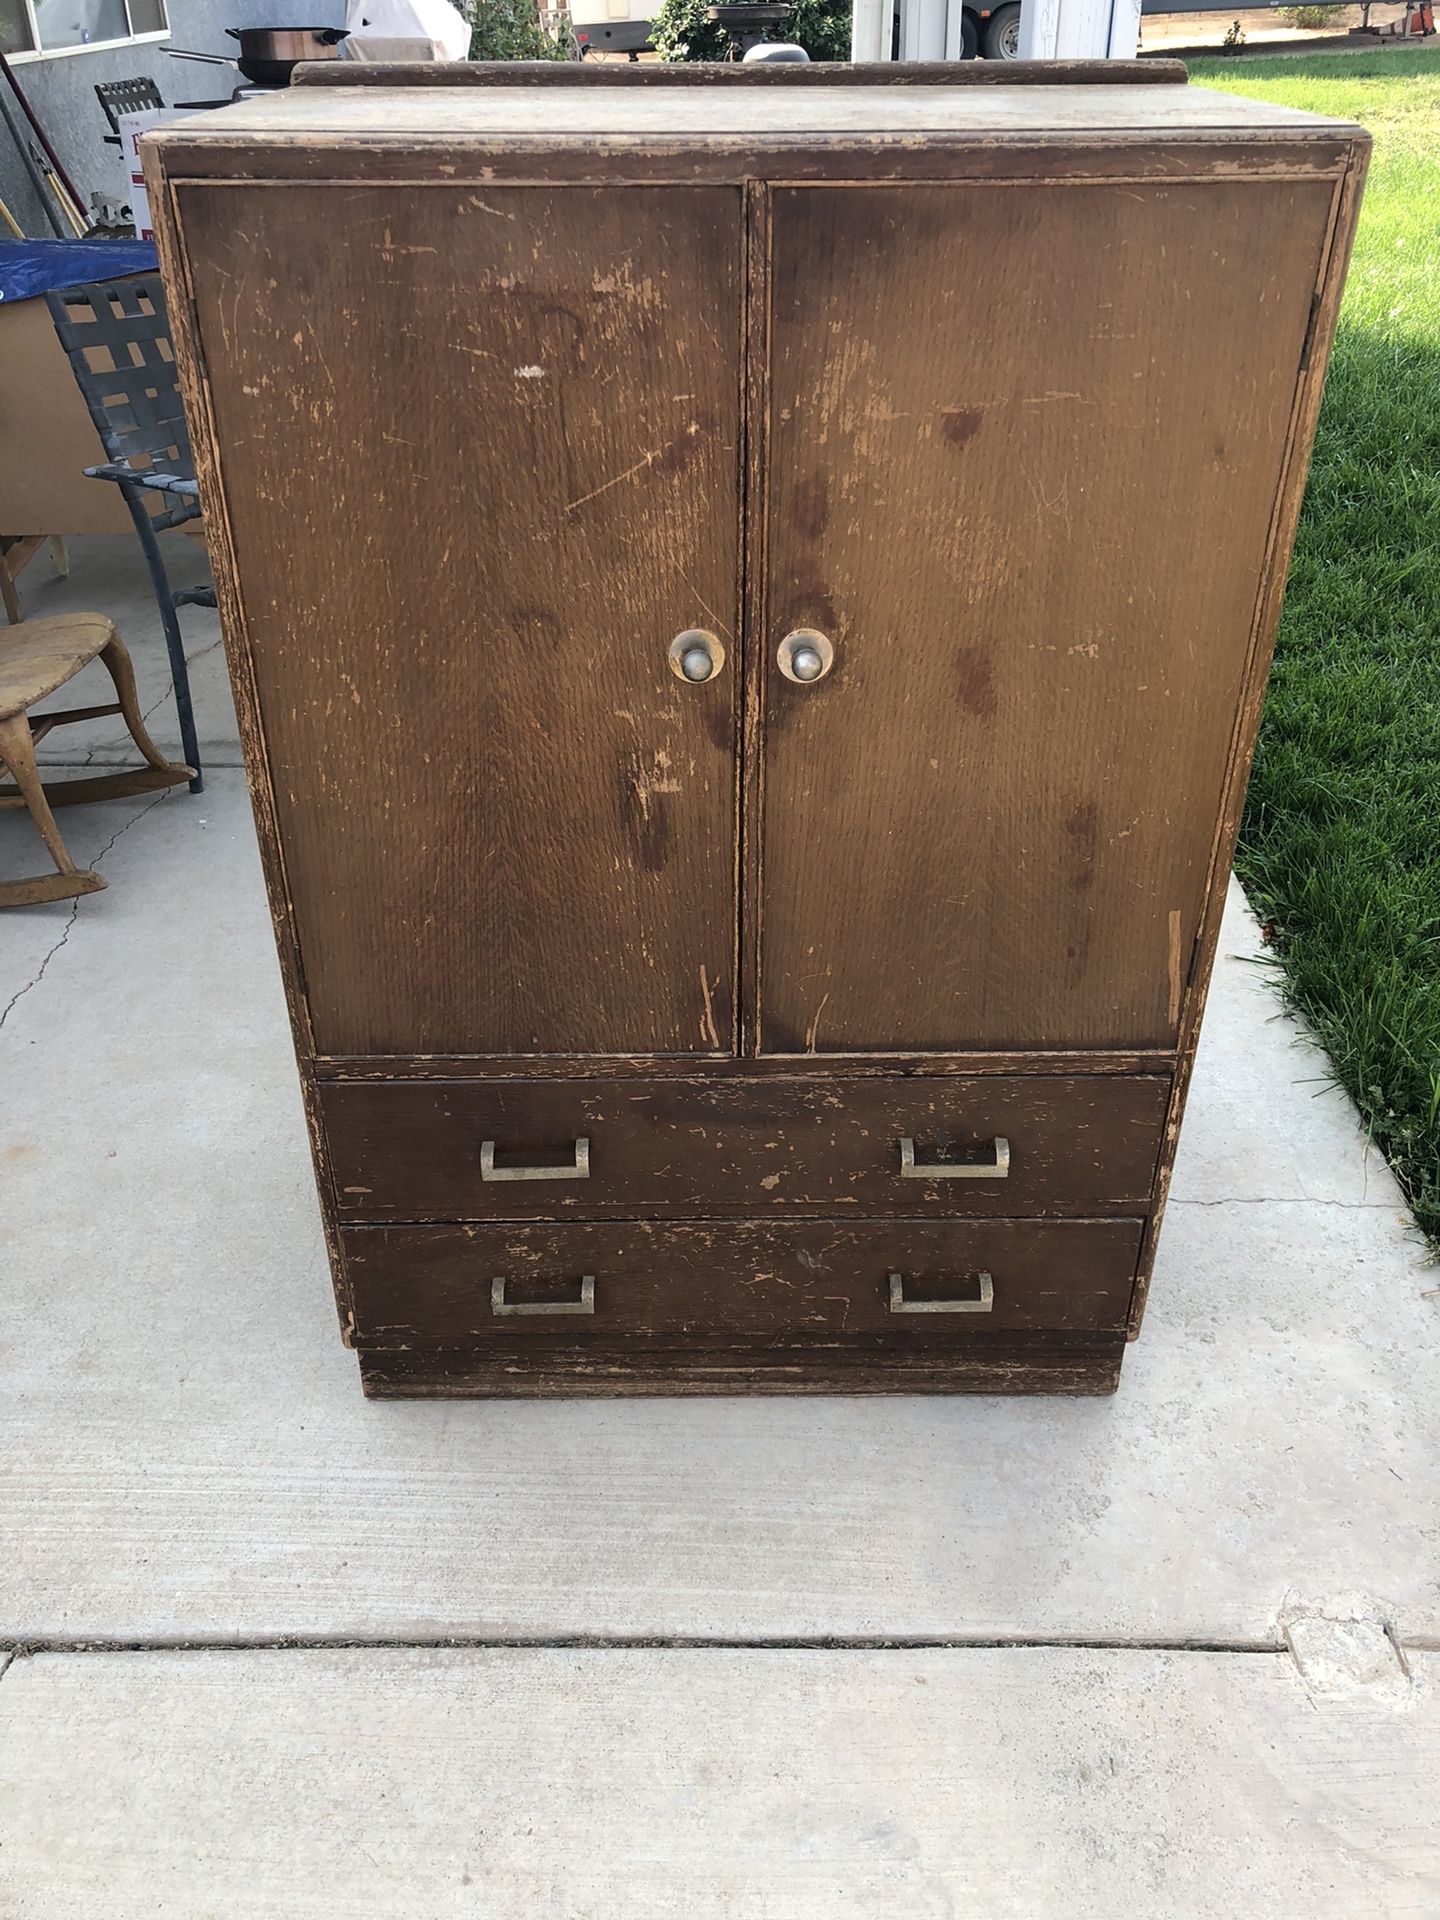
[[149, 81, 1358, 150]]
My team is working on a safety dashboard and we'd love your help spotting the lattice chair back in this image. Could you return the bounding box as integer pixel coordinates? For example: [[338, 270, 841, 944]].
[[46, 274, 202, 534], [94, 76, 164, 135]]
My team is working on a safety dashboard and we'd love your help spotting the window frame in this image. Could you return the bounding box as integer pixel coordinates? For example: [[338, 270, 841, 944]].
[[3, 0, 169, 63]]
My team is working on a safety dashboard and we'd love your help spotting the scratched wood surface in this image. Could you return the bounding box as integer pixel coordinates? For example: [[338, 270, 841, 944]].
[[759, 178, 1335, 1054], [358, 1331, 1126, 1394], [151, 83, 1353, 141], [177, 183, 742, 1057], [295, 58, 1189, 89], [342, 1217, 1143, 1343], [319, 1073, 1169, 1220], [155, 137, 1355, 194]]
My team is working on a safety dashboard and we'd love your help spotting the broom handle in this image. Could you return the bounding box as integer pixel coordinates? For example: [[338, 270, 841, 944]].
[[0, 77, 64, 235], [0, 48, 87, 220]]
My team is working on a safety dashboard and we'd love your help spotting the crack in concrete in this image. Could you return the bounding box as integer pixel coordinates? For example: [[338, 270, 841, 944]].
[[40, 756, 247, 772], [73, 637, 226, 770], [0, 788, 177, 1036], [1171, 1197, 1396, 1211]]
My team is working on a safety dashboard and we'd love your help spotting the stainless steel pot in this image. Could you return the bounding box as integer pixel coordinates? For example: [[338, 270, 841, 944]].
[[166, 27, 347, 86], [224, 25, 349, 60]]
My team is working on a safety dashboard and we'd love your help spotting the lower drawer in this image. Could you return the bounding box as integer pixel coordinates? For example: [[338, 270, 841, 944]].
[[341, 1218, 1144, 1346]]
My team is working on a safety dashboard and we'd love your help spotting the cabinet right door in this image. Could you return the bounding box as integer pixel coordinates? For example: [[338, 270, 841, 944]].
[[757, 178, 1336, 1056]]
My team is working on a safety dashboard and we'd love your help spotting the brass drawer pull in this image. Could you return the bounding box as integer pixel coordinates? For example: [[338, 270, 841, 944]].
[[480, 1137, 590, 1182], [899, 1136, 1010, 1180], [888, 1272, 994, 1315], [491, 1274, 595, 1317]]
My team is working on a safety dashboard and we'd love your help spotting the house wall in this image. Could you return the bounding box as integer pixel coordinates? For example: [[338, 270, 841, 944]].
[[0, 0, 344, 234]]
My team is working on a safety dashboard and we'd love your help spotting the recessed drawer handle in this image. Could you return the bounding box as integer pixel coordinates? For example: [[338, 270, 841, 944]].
[[480, 1137, 590, 1182], [888, 1272, 994, 1315], [899, 1136, 1010, 1180], [491, 1275, 596, 1317]]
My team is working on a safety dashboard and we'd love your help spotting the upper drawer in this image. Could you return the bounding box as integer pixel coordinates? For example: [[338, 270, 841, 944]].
[[319, 1074, 1168, 1220]]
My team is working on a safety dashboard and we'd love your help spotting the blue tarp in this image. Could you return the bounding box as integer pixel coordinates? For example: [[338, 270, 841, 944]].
[[0, 238, 159, 304]]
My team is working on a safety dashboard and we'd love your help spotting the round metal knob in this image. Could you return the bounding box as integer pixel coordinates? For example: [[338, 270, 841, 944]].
[[668, 629, 725, 685], [777, 627, 835, 685]]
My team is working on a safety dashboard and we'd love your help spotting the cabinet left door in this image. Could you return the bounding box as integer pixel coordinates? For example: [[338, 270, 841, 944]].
[[176, 184, 743, 1059]]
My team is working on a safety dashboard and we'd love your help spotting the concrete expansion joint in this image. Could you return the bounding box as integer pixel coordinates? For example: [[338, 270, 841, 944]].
[[0, 1631, 1348, 1660], [1279, 1595, 1417, 1707]]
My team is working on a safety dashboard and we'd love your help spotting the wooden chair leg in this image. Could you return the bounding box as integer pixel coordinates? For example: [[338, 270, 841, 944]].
[[48, 536, 70, 579], [99, 634, 195, 779], [1, 554, 21, 627], [0, 711, 106, 907], [2, 535, 46, 625]]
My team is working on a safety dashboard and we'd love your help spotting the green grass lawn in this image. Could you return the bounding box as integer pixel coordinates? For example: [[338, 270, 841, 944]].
[[1189, 49, 1440, 1242]]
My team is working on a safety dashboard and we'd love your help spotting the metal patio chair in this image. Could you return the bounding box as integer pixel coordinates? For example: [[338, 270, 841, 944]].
[[94, 76, 164, 145], [47, 273, 211, 792]]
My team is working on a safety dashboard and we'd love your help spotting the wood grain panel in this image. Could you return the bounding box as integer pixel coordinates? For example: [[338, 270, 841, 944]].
[[177, 183, 742, 1056], [320, 1072, 1168, 1220], [313, 1047, 1174, 1079], [358, 1332, 1126, 1395], [296, 59, 1189, 89], [343, 1217, 1143, 1343], [760, 179, 1335, 1053], [154, 139, 1355, 192]]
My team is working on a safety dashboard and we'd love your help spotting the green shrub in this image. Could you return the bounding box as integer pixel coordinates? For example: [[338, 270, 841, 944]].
[[1278, 4, 1345, 24], [467, 0, 571, 59], [653, 0, 852, 63]]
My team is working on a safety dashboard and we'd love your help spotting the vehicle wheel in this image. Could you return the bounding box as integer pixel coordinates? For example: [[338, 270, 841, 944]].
[[959, 9, 979, 56], [982, 1, 1022, 56]]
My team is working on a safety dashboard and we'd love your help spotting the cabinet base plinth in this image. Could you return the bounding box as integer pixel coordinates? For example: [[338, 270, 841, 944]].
[[356, 1335, 1125, 1399]]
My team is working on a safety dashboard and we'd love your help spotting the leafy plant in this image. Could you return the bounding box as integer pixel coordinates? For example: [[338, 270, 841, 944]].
[[1278, 4, 1345, 24], [467, 0, 572, 60], [653, 0, 852, 63]]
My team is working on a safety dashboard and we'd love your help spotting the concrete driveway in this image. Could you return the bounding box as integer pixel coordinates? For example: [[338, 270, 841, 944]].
[[2, 537, 1437, 1915]]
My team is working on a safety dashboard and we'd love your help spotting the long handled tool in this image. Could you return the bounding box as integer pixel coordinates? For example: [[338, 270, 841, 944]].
[[0, 47, 90, 233], [34, 143, 86, 235], [0, 82, 64, 235]]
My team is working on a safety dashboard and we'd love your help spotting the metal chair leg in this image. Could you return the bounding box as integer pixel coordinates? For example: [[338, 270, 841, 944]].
[[127, 490, 204, 794]]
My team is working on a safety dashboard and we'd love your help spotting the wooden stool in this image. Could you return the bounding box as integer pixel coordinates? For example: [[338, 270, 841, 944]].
[[0, 612, 195, 906]]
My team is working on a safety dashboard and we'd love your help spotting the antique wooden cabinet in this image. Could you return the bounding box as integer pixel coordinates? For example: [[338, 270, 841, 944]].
[[147, 62, 1366, 1397]]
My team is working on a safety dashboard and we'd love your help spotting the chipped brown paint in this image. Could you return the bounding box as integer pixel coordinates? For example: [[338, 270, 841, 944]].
[[940, 405, 985, 450], [953, 646, 998, 720], [143, 68, 1367, 1396]]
